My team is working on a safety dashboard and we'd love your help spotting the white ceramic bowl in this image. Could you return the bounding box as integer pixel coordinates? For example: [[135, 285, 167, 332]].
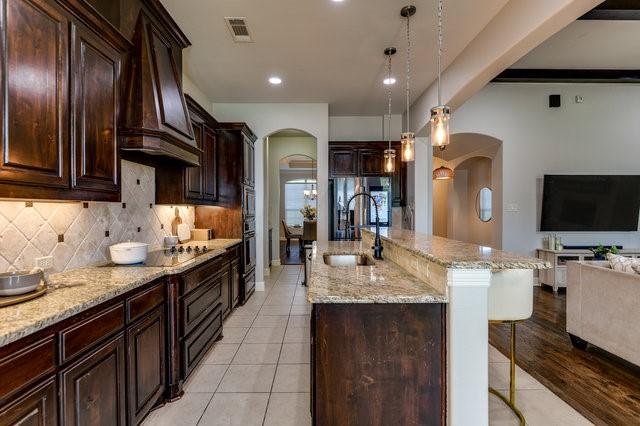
[[0, 270, 43, 296], [109, 242, 149, 265]]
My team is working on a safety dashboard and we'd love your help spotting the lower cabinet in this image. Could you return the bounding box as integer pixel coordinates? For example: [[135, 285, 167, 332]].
[[0, 378, 57, 426], [60, 334, 127, 426], [0, 246, 243, 425], [127, 307, 166, 425]]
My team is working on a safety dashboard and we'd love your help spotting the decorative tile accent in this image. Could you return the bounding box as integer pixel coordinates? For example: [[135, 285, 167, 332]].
[[0, 160, 195, 272]]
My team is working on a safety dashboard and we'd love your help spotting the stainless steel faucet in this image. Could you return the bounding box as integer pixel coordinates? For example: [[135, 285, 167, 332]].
[[346, 192, 383, 260]]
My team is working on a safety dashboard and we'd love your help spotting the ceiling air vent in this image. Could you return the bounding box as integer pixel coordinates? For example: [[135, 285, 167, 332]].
[[225, 17, 253, 42]]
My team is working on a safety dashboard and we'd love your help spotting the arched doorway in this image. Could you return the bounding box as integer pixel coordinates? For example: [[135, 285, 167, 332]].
[[265, 130, 317, 266], [433, 133, 503, 248]]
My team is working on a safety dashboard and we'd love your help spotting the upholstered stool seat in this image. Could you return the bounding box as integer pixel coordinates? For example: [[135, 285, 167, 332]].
[[488, 269, 534, 426]]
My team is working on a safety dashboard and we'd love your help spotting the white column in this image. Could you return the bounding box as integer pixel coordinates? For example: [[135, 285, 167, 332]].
[[447, 268, 491, 426], [414, 137, 432, 234]]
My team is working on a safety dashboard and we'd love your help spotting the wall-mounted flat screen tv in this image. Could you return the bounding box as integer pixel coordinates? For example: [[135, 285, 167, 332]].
[[540, 175, 640, 232]]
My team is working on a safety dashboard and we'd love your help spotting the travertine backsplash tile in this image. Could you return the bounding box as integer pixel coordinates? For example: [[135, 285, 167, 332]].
[[0, 160, 194, 272]]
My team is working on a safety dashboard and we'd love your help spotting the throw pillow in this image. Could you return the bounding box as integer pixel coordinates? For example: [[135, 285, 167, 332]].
[[607, 253, 640, 274]]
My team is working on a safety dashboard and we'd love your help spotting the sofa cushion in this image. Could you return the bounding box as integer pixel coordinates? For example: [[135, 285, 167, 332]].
[[607, 253, 640, 274]]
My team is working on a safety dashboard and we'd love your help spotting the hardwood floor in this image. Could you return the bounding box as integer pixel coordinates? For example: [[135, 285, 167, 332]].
[[489, 286, 640, 426], [279, 240, 303, 265]]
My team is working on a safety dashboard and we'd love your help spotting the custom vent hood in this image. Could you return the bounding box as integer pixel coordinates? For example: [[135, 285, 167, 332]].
[[120, 5, 201, 166]]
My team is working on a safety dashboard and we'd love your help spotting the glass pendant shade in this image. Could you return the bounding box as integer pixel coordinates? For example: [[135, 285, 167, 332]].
[[401, 132, 415, 162], [384, 149, 396, 173], [433, 165, 454, 180], [430, 105, 450, 148]]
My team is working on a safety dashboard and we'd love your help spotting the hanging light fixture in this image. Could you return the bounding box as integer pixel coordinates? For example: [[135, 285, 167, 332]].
[[304, 158, 318, 200], [383, 47, 397, 173], [432, 146, 454, 180], [400, 5, 416, 162], [430, 0, 451, 148]]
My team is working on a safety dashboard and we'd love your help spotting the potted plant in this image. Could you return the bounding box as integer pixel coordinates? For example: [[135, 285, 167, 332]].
[[300, 205, 317, 221], [589, 244, 620, 260]]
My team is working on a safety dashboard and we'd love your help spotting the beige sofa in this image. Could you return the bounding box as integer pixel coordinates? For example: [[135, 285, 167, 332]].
[[566, 261, 640, 367]]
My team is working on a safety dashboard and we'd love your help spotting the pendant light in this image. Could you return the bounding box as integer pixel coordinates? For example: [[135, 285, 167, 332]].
[[400, 5, 416, 162], [383, 47, 397, 173], [304, 158, 318, 200], [432, 147, 454, 180], [430, 0, 451, 148]]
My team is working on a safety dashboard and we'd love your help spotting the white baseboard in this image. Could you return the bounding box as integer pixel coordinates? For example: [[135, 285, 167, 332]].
[[264, 267, 271, 277], [271, 259, 281, 266], [255, 281, 265, 292]]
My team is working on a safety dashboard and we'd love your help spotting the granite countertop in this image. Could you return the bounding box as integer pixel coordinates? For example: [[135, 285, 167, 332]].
[[0, 238, 242, 347], [364, 228, 551, 270], [307, 241, 448, 304]]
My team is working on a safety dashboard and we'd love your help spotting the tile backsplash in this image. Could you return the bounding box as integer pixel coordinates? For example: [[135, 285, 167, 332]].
[[0, 160, 194, 272]]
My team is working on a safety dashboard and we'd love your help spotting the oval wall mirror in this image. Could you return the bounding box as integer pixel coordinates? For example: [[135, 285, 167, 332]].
[[476, 187, 492, 222]]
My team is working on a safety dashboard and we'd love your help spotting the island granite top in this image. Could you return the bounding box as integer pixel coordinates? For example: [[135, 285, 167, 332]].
[[0, 239, 242, 347], [364, 228, 551, 270], [307, 241, 448, 304]]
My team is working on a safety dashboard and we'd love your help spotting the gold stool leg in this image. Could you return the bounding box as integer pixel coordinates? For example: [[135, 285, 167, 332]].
[[489, 321, 526, 425]]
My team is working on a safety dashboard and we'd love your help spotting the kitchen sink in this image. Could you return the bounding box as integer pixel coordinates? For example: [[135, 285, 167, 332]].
[[322, 254, 374, 267]]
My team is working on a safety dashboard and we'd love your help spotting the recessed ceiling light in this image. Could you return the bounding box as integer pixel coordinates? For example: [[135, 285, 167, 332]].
[[332, 0, 345, 2], [269, 76, 282, 85], [383, 77, 396, 85]]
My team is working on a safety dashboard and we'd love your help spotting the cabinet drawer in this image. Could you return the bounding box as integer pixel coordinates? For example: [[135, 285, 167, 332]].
[[182, 305, 223, 378], [127, 282, 165, 323], [0, 337, 56, 402], [181, 257, 225, 295], [0, 377, 57, 426], [60, 303, 125, 362], [181, 277, 222, 336]]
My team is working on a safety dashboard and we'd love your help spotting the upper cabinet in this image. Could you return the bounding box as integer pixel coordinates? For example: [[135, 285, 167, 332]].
[[120, 9, 200, 167], [155, 96, 218, 205], [0, 0, 130, 201]]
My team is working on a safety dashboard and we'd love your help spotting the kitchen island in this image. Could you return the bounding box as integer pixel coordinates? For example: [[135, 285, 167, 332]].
[[308, 229, 548, 426]]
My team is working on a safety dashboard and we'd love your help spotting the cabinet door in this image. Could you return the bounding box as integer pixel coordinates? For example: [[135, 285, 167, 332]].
[[71, 23, 120, 193], [231, 258, 241, 309], [358, 149, 384, 176], [221, 267, 231, 319], [329, 148, 357, 177], [0, 0, 69, 188], [61, 333, 126, 426], [0, 378, 57, 426], [242, 137, 255, 187], [203, 128, 217, 201], [127, 307, 166, 425], [185, 121, 203, 200]]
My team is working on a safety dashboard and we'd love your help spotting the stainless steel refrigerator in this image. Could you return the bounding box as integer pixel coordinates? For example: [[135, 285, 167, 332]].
[[329, 177, 392, 241]]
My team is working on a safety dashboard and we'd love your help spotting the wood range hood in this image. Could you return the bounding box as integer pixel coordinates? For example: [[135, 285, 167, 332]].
[[120, 3, 201, 166]]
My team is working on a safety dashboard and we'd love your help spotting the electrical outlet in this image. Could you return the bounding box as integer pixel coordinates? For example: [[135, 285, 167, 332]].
[[505, 203, 520, 212], [35, 256, 54, 270]]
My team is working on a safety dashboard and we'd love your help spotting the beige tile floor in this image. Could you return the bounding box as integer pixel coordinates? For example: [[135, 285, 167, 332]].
[[144, 265, 592, 426]]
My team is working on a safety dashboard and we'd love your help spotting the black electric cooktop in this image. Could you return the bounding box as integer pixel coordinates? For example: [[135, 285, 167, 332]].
[[103, 244, 212, 267]]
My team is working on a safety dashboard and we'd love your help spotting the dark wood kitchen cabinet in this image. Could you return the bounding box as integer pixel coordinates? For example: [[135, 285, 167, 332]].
[[0, 0, 130, 201], [329, 147, 358, 177], [358, 148, 385, 176], [60, 334, 127, 426], [156, 95, 218, 205], [127, 306, 165, 425], [230, 257, 241, 309], [0, 378, 57, 426]]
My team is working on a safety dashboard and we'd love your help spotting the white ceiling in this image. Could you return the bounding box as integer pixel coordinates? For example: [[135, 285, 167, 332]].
[[513, 20, 640, 69], [160, 0, 509, 116]]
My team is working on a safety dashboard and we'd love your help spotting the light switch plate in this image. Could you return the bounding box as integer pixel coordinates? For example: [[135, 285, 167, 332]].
[[35, 256, 54, 270], [505, 203, 519, 212]]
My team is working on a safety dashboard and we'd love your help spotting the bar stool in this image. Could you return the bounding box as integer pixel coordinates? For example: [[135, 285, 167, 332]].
[[488, 269, 534, 426]]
